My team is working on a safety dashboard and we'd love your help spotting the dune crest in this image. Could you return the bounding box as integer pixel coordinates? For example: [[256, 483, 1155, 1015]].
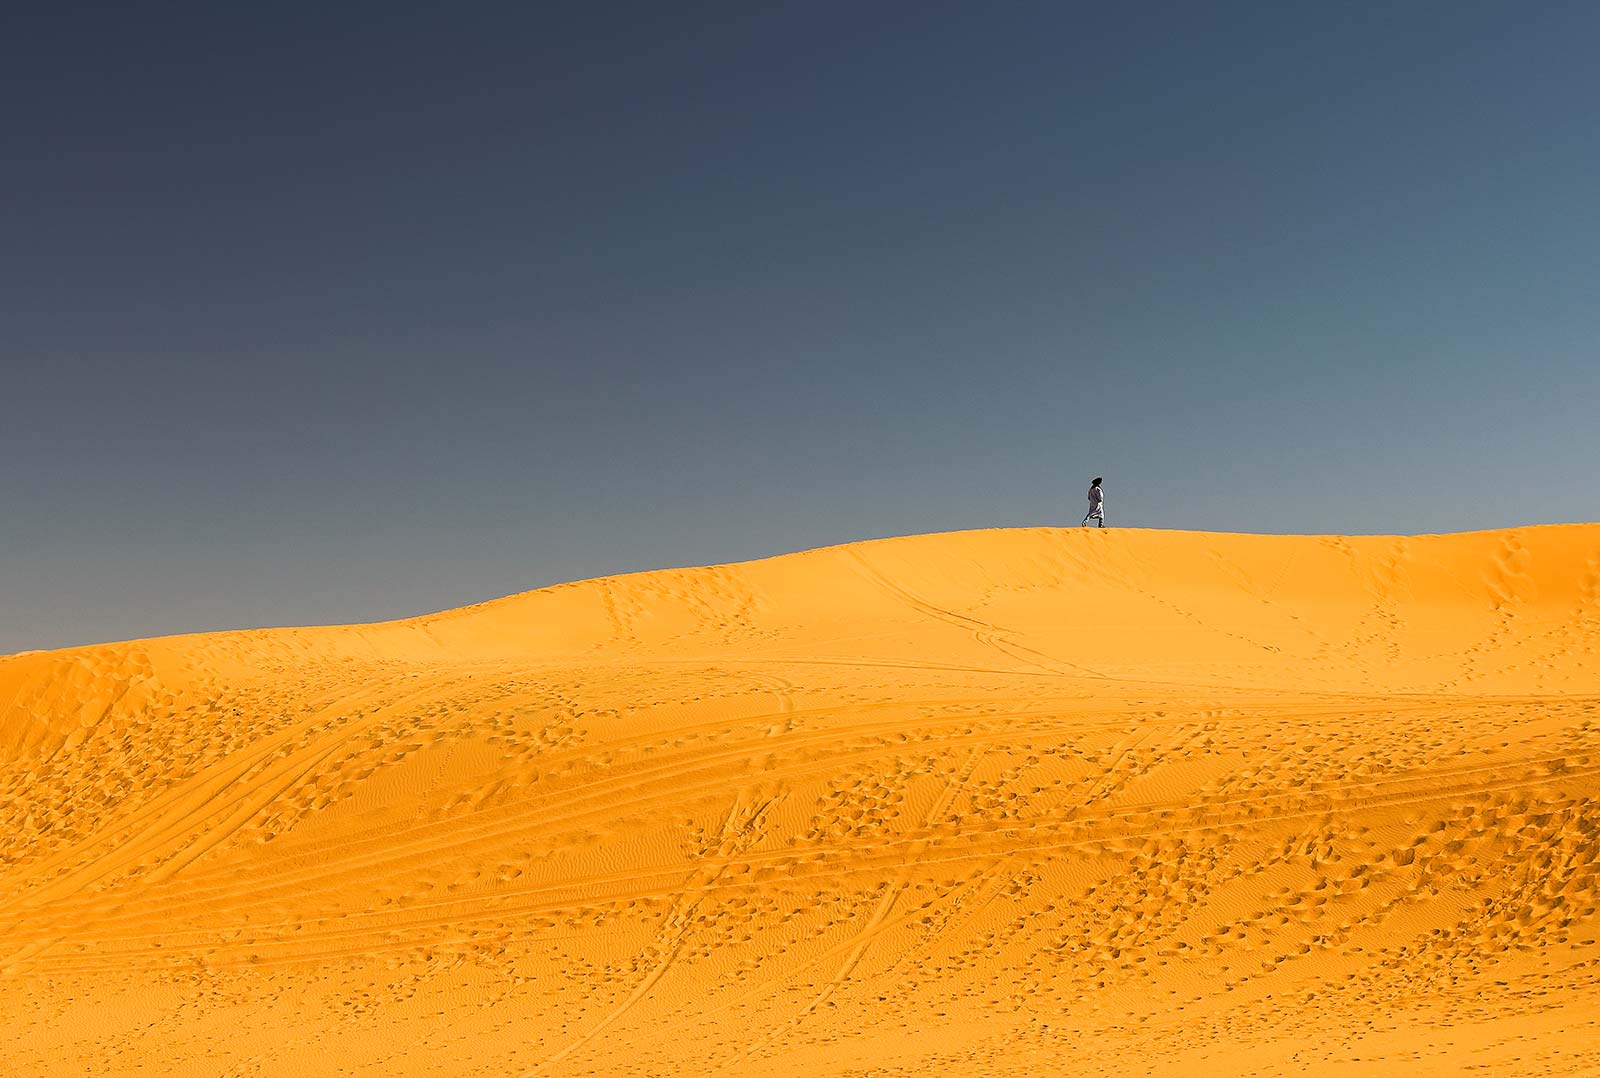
[[4, 526, 1600, 1075]]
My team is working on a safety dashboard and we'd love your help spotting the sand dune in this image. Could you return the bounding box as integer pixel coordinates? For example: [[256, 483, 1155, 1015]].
[[4, 526, 1600, 1076]]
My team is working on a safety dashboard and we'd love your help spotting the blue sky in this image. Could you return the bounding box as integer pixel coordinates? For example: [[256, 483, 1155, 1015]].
[[6, 2, 1598, 651]]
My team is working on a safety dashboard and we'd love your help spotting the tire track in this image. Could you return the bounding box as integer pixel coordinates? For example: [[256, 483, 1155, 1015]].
[[714, 748, 985, 1070], [15, 753, 1596, 977], [846, 549, 1110, 680], [529, 796, 775, 1073]]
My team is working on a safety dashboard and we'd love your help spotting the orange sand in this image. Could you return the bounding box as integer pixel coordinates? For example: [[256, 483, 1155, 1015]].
[[4, 526, 1600, 1076]]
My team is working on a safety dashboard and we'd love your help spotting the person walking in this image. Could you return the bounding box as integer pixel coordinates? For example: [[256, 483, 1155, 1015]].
[[1082, 477, 1105, 527]]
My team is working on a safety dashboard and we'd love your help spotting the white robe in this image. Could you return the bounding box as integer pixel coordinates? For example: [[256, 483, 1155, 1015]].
[[1086, 486, 1103, 519]]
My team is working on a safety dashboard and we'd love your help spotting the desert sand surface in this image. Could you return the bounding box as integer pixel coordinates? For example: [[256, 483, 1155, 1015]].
[[4, 526, 1600, 1076]]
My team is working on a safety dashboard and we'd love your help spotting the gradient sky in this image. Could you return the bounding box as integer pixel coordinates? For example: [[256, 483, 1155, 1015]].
[[7, 2, 1599, 652]]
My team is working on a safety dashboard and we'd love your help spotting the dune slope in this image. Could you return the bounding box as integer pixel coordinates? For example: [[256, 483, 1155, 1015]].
[[3, 526, 1600, 1076]]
